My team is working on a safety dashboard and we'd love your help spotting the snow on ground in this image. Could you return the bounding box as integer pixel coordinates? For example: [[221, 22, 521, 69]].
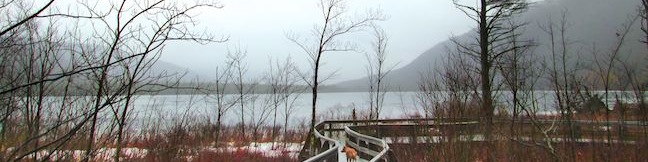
[[212, 142, 303, 158], [7, 142, 302, 161], [8, 147, 148, 161]]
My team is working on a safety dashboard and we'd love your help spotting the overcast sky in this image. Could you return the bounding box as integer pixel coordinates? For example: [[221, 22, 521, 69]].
[[160, 0, 475, 84]]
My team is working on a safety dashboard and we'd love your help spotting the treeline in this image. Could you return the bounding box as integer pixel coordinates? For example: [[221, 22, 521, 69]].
[[0, 0, 231, 161], [25, 81, 310, 96], [34, 81, 392, 96], [0, 0, 384, 161], [408, 0, 648, 161]]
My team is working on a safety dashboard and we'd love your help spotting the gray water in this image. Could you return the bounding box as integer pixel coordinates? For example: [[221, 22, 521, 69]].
[[128, 92, 421, 129], [23, 91, 638, 132], [125, 91, 645, 131]]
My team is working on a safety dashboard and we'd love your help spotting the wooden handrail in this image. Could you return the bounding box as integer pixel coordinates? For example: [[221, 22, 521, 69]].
[[345, 126, 393, 162], [301, 121, 340, 162], [302, 118, 647, 161]]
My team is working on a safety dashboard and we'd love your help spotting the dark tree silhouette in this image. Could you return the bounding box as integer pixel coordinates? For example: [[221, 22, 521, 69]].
[[451, 0, 529, 160]]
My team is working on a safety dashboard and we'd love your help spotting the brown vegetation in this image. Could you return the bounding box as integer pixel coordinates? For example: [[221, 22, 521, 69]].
[[0, 119, 306, 161]]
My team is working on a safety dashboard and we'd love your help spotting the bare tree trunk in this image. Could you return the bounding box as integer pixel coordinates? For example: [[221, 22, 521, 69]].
[[227, 48, 249, 144], [282, 60, 301, 147], [589, 16, 637, 160], [498, 17, 534, 160], [288, 1, 383, 156], [452, 0, 529, 160], [212, 65, 234, 147], [366, 25, 391, 120], [639, 0, 648, 146]]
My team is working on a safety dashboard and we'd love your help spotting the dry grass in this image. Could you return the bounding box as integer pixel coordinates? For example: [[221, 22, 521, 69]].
[[372, 99, 648, 162]]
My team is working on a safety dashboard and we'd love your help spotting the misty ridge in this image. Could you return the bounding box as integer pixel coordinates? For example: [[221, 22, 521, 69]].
[[9, 0, 644, 95], [130, 0, 647, 94], [337, 0, 647, 91]]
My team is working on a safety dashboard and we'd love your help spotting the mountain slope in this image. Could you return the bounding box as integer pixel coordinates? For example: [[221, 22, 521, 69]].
[[334, 0, 644, 91]]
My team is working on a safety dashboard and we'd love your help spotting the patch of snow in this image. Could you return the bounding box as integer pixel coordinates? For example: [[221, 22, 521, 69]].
[[7, 147, 148, 161], [230, 142, 302, 158], [6, 143, 301, 160]]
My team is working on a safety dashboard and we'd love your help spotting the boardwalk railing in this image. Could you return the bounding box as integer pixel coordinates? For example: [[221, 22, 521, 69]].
[[301, 118, 647, 161], [300, 118, 477, 161], [345, 126, 396, 162], [301, 121, 339, 162]]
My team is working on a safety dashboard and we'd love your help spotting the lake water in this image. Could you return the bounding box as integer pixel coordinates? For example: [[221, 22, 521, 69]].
[[127, 91, 645, 130], [129, 92, 422, 129], [83, 91, 633, 133]]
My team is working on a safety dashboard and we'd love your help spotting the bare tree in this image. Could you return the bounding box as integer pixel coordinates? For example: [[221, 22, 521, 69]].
[[265, 56, 302, 148], [282, 83, 303, 147], [0, 0, 224, 161], [416, 47, 483, 161], [496, 18, 540, 161], [9, 19, 66, 160], [427, 47, 481, 119], [497, 17, 535, 120], [641, 0, 648, 47], [227, 47, 251, 143], [416, 70, 440, 118], [266, 58, 282, 148], [451, 0, 529, 160], [0, 2, 101, 160], [638, 0, 648, 126], [587, 15, 638, 148], [248, 91, 270, 147], [208, 64, 238, 147], [540, 12, 589, 160], [81, 1, 223, 160], [365, 25, 393, 120], [452, 0, 529, 142], [289, 1, 383, 158], [288, 0, 383, 133], [278, 57, 304, 147]]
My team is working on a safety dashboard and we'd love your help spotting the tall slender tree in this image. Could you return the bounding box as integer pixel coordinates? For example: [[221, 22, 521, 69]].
[[288, 0, 383, 131], [210, 64, 237, 147], [451, 0, 529, 160], [289, 0, 382, 157], [227, 47, 249, 142], [365, 25, 392, 120], [639, 0, 648, 124]]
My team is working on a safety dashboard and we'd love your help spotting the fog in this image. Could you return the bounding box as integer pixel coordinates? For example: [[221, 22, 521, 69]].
[[160, 0, 474, 83]]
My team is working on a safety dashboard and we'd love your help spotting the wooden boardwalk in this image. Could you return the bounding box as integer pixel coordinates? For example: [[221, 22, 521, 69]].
[[299, 118, 648, 162]]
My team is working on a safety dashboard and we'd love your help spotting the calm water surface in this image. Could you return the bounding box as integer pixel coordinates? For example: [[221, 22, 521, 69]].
[[127, 91, 644, 129]]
